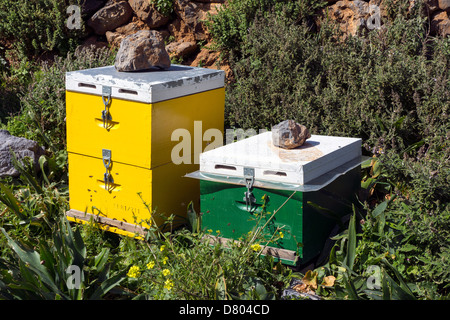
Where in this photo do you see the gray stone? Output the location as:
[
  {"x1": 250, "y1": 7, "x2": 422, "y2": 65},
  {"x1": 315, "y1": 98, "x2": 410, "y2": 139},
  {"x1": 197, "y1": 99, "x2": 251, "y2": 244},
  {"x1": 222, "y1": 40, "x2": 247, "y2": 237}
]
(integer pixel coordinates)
[
  {"x1": 87, "y1": 0, "x2": 133, "y2": 35},
  {"x1": 80, "y1": 0, "x2": 107, "y2": 17},
  {"x1": 114, "y1": 30, "x2": 171, "y2": 71},
  {"x1": 271, "y1": 120, "x2": 311, "y2": 149},
  {"x1": 0, "y1": 130, "x2": 45, "y2": 178}
]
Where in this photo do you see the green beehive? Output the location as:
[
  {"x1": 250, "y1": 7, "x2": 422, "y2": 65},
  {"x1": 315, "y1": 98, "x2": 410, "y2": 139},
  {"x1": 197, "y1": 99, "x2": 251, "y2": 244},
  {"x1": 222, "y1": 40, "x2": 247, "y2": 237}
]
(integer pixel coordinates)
[{"x1": 187, "y1": 131, "x2": 362, "y2": 266}]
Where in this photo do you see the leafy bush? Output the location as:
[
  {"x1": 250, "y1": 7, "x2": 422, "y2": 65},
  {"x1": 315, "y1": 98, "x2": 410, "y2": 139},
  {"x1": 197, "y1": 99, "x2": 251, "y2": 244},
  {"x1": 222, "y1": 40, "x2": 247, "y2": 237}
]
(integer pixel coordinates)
[
  {"x1": 208, "y1": 0, "x2": 326, "y2": 57},
  {"x1": 0, "y1": 217, "x2": 125, "y2": 300},
  {"x1": 5, "y1": 47, "x2": 116, "y2": 153},
  {"x1": 0, "y1": 0, "x2": 85, "y2": 58}
]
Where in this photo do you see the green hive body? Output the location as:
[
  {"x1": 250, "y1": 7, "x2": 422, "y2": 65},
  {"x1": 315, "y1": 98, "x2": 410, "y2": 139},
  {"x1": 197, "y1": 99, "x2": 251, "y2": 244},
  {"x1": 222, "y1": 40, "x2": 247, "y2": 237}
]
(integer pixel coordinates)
[{"x1": 200, "y1": 167, "x2": 361, "y2": 266}]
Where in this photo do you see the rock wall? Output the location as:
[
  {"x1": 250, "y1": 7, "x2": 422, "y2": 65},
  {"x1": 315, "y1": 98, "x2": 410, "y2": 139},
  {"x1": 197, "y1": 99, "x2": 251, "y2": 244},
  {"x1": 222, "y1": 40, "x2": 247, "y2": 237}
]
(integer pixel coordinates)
[
  {"x1": 78, "y1": 0, "x2": 449, "y2": 78},
  {"x1": 79, "y1": 0, "x2": 230, "y2": 76},
  {"x1": 319, "y1": 0, "x2": 450, "y2": 38}
]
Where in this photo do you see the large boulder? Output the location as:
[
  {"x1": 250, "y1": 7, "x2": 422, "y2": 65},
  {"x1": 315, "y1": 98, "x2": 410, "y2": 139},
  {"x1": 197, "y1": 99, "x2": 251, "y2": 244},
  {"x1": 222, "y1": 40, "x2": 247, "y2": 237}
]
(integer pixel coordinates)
[
  {"x1": 0, "y1": 130, "x2": 45, "y2": 178},
  {"x1": 128, "y1": 0, "x2": 171, "y2": 28},
  {"x1": 431, "y1": 10, "x2": 450, "y2": 36},
  {"x1": 438, "y1": 0, "x2": 450, "y2": 10},
  {"x1": 87, "y1": 0, "x2": 133, "y2": 35},
  {"x1": 80, "y1": 0, "x2": 107, "y2": 17},
  {"x1": 114, "y1": 30, "x2": 171, "y2": 71},
  {"x1": 105, "y1": 19, "x2": 150, "y2": 48},
  {"x1": 165, "y1": 40, "x2": 198, "y2": 58}
]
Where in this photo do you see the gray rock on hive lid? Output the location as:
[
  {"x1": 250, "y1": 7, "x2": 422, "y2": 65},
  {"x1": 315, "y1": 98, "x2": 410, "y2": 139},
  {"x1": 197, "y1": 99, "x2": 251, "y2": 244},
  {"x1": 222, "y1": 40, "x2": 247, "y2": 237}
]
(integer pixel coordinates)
[
  {"x1": 114, "y1": 30, "x2": 171, "y2": 72},
  {"x1": 272, "y1": 120, "x2": 311, "y2": 149}
]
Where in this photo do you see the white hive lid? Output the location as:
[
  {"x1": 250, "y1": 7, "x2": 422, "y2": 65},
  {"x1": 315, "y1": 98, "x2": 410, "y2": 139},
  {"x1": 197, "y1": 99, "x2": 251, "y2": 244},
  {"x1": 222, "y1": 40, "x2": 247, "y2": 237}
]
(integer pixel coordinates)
[
  {"x1": 199, "y1": 131, "x2": 362, "y2": 185},
  {"x1": 65, "y1": 64, "x2": 225, "y2": 103}
]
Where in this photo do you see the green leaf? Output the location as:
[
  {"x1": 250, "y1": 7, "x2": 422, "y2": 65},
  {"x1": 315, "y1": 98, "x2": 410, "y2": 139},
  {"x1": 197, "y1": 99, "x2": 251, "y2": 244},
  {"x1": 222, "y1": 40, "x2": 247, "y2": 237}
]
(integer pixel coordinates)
[
  {"x1": 393, "y1": 115, "x2": 406, "y2": 130},
  {"x1": 343, "y1": 273, "x2": 360, "y2": 300},
  {"x1": 402, "y1": 140, "x2": 425, "y2": 155},
  {"x1": 0, "y1": 227, "x2": 67, "y2": 299},
  {"x1": 89, "y1": 272, "x2": 126, "y2": 300},
  {"x1": 214, "y1": 265, "x2": 227, "y2": 300},
  {"x1": 187, "y1": 201, "x2": 201, "y2": 233},
  {"x1": 361, "y1": 177, "x2": 375, "y2": 189},
  {"x1": 372, "y1": 200, "x2": 388, "y2": 218},
  {"x1": 38, "y1": 241, "x2": 57, "y2": 278},
  {"x1": 375, "y1": 114, "x2": 386, "y2": 132},
  {"x1": 0, "y1": 182, "x2": 27, "y2": 220},
  {"x1": 381, "y1": 268, "x2": 391, "y2": 300},
  {"x1": 344, "y1": 212, "x2": 357, "y2": 271},
  {"x1": 382, "y1": 259, "x2": 416, "y2": 300},
  {"x1": 39, "y1": 155, "x2": 50, "y2": 185},
  {"x1": 61, "y1": 219, "x2": 86, "y2": 267},
  {"x1": 372, "y1": 159, "x2": 382, "y2": 178},
  {"x1": 361, "y1": 157, "x2": 374, "y2": 169},
  {"x1": 94, "y1": 248, "x2": 110, "y2": 271},
  {"x1": 10, "y1": 150, "x2": 43, "y2": 194}
]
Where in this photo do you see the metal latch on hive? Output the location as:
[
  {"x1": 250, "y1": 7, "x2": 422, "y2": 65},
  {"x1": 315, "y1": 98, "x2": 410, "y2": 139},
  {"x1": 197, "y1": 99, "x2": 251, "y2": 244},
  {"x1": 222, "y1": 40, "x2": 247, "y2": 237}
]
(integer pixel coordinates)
[
  {"x1": 102, "y1": 149, "x2": 113, "y2": 190},
  {"x1": 243, "y1": 167, "x2": 256, "y2": 211},
  {"x1": 101, "y1": 86, "x2": 112, "y2": 129}
]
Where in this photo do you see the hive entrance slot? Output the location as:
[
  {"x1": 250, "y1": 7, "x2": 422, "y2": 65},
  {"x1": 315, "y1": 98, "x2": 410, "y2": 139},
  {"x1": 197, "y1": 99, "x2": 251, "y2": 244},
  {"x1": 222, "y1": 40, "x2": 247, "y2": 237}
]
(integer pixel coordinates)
[
  {"x1": 119, "y1": 89, "x2": 138, "y2": 95},
  {"x1": 78, "y1": 83, "x2": 96, "y2": 89},
  {"x1": 215, "y1": 164, "x2": 237, "y2": 171},
  {"x1": 263, "y1": 170, "x2": 287, "y2": 177}
]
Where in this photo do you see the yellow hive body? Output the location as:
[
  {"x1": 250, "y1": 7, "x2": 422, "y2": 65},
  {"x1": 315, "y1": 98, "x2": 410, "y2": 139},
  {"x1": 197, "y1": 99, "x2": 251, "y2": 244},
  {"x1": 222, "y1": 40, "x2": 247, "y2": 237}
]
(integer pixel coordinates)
[{"x1": 65, "y1": 65, "x2": 225, "y2": 237}]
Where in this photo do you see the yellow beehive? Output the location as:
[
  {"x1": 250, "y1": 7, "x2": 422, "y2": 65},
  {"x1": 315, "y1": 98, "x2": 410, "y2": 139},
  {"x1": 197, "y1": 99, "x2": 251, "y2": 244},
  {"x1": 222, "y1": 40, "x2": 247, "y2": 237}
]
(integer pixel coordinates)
[{"x1": 65, "y1": 65, "x2": 225, "y2": 237}]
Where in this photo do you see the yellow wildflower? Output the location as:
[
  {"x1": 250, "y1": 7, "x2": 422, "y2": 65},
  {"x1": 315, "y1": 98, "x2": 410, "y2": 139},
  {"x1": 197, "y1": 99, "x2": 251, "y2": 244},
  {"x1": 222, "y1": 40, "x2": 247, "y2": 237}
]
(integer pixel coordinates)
[
  {"x1": 207, "y1": 229, "x2": 213, "y2": 233},
  {"x1": 127, "y1": 265, "x2": 140, "y2": 278},
  {"x1": 162, "y1": 256, "x2": 168, "y2": 265},
  {"x1": 279, "y1": 231, "x2": 284, "y2": 239},
  {"x1": 164, "y1": 279, "x2": 174, "y2": 291},
  {"x1": 162, "y1": 269, "x2": 171, "y2": 277},
  {"x1": 250, "y1": 243, "x2": 261, "y2": 252},
  {"x1": 160, "y1": 245, "x2": 166, "y2": 252},
  {"x1": 147, "y1": 261, "x2": 155, "y2": 269}
]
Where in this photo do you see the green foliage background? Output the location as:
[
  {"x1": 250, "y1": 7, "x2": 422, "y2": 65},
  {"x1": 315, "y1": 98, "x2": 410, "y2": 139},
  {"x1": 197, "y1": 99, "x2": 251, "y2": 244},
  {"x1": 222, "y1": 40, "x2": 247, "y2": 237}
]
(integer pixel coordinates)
[{"x1": 0, "y1": 0, "x2": 85, "y2": 58}]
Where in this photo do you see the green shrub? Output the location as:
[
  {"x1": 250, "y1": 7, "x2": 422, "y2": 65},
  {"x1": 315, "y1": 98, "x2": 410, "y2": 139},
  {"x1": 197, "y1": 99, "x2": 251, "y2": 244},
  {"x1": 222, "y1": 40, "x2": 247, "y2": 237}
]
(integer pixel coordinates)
[
  {"x1": 0, "y1": 217, "x2": 126, "y2": 300},
  {"x1": 207, "y1": 0, "x2": 326, "y2": 57},
  {"x1": 0, "y1": 0, "x2": 85, "y2": 58},
  {"x1": 5, "y1": 47, "x2": 116, "y2": 153}
]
